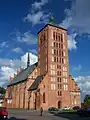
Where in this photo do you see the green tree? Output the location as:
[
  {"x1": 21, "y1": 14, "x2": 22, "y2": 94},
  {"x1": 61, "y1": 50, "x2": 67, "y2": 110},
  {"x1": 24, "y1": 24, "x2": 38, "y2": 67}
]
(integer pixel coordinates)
[
  {"x1": 0, "y1": 87, "x2": 6, "y2": 95},
  {"x1": 84, "y1": 94, "x2": 90, "y2": 105}
]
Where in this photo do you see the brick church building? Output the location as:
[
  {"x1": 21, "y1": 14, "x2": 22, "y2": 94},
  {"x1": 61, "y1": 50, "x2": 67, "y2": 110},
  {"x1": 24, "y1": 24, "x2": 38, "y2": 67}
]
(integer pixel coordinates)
[{"x1": 4, "y1": 18, "x2": 81, "y2": 110}]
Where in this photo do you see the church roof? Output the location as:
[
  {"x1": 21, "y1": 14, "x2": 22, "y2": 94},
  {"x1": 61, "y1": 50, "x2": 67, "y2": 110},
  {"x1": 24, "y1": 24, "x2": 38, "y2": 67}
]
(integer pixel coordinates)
[
  {"x1": 7, "y1": 62, "x2": 38, "y2": 86},
  {"x1": 28, "y1": 75, "x2": 44, "y2": 91}
]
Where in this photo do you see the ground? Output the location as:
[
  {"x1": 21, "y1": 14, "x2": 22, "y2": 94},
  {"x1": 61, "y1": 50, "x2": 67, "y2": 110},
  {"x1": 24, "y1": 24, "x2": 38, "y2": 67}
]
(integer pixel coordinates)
[{"x1": 8, "y1": 109, "x2": 90, "y2": 120}]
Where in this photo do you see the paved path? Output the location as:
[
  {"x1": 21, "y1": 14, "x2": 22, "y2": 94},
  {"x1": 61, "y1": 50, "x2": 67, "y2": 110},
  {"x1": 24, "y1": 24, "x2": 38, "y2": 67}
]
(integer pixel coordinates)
[{"x1": 8, "y1": 109, "x2": 90, "y2": 120}]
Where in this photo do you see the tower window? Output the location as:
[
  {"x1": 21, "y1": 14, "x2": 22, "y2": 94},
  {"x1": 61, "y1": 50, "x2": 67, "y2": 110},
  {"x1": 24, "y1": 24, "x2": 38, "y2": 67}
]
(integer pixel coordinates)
[
  {"x1": 43, "y1": 92, "x2": 45, "y2": 103},
  {"x1": 59, "y1": 51, "x2": 61, "y2": 56},
  {"x1": 59, "y1": 58, "x2": 61, "y2": 63},
  {"x1": 57, "y1": 77, "x2": 59, "y2": 82},
  {"x1": 61, "y1": 44, "x2": 63, "y2": 49},
  {"x1": 58, "y1": 91, "x2": 59, "y2": 96},
  {"x1": 58, "y1": 34, "x2": 60, "y2": 41},
  {"x1": 60, "y1": 91, "x2": 62, "y2": 96},
  {"x1": 58, "y1": 91, "x2": 62, "y2": 96},
  {"x1": 57, "y1": 71, "x2": 59, "y2": 75},
  {"x1": 56, "y1": 43, "x2": 58, "y2": 47},
  {"x1": 57, "y1": 50, "x2": 58, "y2": 55},
  {"x1": 53, "y1": 32, "x2": 55, "y2": 40},
  {"x1": 54, "y1": 57, "x2": 56, "y2": 62},
  {"x1": 60, "y1": 78, "x2": 61, "y2": 82},
  {"x1": 61, "y1": 34, "x2": 63, "y2": 42},
  {"x1": 57, "y1": 57, "x2": 58, "y2": 62},
  {"x1": 60, "y1": 84, "x2": 62, "y2": 89},
  {"x1": 59, "y1": 43, "x2": 60, "y2": 48},
  {"x1": 62, "y1": 58, "x2": 64, "y2": 64},
  {"x1": 54, "y1": 49, "x2": 56, "y2": 54},
  {"x1": 56, "y1": 33, "x2": 58, "y2": 40},
  {"x1": 52, "y1": 57, "x2": 54, "y2": 62},
  {"x1": 54, "y1": 42, "x2": 55, "y2": 47},
  {"x1": 62, "y1": 51, "x2": 63, "y2": 56}
]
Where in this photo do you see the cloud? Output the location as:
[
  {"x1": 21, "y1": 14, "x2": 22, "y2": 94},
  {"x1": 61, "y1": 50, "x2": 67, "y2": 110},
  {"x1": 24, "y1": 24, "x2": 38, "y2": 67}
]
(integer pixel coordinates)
[
  {"x1": 21, "y1": 52, "x2": 38, "y2": 67},
  {"x1": 24, "y1": 11, "x2": 50, "y2": 25},
  {"x1": 0, "y1": 41, "x2": 8, "y2": 48},
  {"x1": 72, "y1": 64, "x2": 82, "y2": 71},
  {"x1": 24, "y1": 0, "x2": 51, "y2": 25},
  {"x1": 74, "y1": 76, "x2": 90, "y2": 101},
  {"x1": 15, "y1": 30, "x2": 37, "y2": 45},
  {"x1": 67, "y1": 33, "x2": 77, "y2": 50},
  {"x1": 63, "y1": 0, "x2": 90, "y2": 34},
  {"x1": 61, "y1": 0, "x2": 90, "y2": 50},
  {"x1": 30, "y1": 49, "x2": 38, "y2": 54},
  {"x1": 0, "y1": 52, "x2": 38, "y2": 87},
  {"x1": 32, "y1": 0, "x2": 48, "y2": 10},
  {"x1": 12, "y1": 47, "x2": 23, "y2": 54}
]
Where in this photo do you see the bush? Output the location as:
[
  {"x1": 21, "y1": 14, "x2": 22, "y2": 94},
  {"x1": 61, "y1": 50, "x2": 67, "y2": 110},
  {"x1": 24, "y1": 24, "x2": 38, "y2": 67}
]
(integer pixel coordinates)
[
  {"x1": 48, "y1": 107, "x2": 59, "y2": 112},
  {"x1": 73, "y1": 106, "x2": 80, "y2": 110}
]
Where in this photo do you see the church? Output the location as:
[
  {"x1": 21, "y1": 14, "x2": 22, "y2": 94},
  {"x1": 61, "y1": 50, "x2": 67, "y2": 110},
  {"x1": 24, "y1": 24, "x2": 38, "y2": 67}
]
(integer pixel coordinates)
[{"x1": 4, "y1": 18, "x2": 81, "y2": 110}]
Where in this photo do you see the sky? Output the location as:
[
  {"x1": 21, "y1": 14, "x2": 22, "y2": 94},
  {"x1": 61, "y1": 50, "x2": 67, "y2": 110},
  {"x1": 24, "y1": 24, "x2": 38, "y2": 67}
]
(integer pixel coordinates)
[{"x1": 0, "y1": 0, "x2": 90, "y2": 101}]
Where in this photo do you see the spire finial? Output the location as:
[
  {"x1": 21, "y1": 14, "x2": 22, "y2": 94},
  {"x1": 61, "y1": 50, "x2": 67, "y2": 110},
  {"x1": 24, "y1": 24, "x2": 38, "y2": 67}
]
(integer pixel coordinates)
[
  {"x1": 49, "y1": 16, "x2": 55, "y2": 25},
  {"x1": 27, "y1": 50, "x2": 30, "y2": 68}
]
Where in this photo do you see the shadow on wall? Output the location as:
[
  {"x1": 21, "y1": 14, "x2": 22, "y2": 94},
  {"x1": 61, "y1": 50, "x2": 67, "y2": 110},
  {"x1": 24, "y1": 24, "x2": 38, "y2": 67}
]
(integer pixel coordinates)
[{"x1": 8, "y1": 117, "x2": 27, "y2": 120}]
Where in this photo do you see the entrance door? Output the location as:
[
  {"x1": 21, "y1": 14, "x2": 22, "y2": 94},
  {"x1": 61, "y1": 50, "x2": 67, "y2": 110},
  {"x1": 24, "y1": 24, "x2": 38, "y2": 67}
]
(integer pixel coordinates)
[{"x1": 58, "y1": 101, "x2": 61, "y2": 109}]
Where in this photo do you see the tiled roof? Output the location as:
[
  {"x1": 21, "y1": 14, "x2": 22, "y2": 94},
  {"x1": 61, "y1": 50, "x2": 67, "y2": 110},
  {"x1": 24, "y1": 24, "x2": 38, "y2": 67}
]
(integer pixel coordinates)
[
  {"x1": 28, "y1": 75, "x2": 44, "y2": 91},
  {"x1": 7, "y1": 62, "x2": 38, "y2": 86}
]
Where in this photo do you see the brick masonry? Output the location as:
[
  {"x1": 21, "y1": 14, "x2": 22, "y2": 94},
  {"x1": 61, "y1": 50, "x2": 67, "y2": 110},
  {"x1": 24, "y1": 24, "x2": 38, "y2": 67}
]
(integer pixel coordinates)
[{"x1": 4, "y1": 24, "x2": 81, "y2": 110}]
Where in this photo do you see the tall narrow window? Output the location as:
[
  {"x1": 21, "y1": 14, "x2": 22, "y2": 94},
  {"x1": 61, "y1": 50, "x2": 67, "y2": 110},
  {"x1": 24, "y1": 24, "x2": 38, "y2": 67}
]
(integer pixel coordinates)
[
  {"x1": 58, "y1": 91, "x2": 59, "y2": 96},
  {"x1": 56, "y1": 33, "x2": 57, "y2": 40},
  {"x1": 52, "y1": 42, "x2": 54, "y2": 47},
  {"x1": 54, "y1": 57, "x2": 56, "y2": 62},
  {"x1": 59, "y1": 43, "x2": 60, "y2": 48},
  {"x1": 43, "y1": 92, "x2": 45, "y2": 103},
  {"x1": 52, "y1": 57, "x2": 54, "y2": 62},
  {"x1": 53, "y1": 32, "x2": 55, "y2": 40},
  {"x1": 54, "y1": 42, "x2": 55, "y2": 47},
  {"x1": 52, "y1": 49, "x2": 54, "y2": 54},
  {"x1": 61, "y1": 34, "x2": 63, "y2": 42},
  {"x1": 59, "y1": 51, "x2": 61, "y2": 56},
  {"x1": 62, "y1": 51, "x2": 63, "y2": 56},
  {"x1": 58, "y1": 34, "x2": 60, "y2": 41},
  {"x1": 58, "y1": 84, "x2": 59, "y2": 89},
  {"x1": 60, "y1": 91, "x2": 62, "y2": 96},
  {"x1": 54, "y1": 49, "x2": 56, "y2": 54},
  {"x1": 61, "y1": 44, "x2": 63, "y2": 49},
  {"x1": 56, "y1": 43, "x2": 58, "y2": 47},
  {"x1": 57, "y1": 57, "x2": 58, "y2": 62},
  {"x1": 62, "y1": 58, "x2": 64, "y2": 64},
  {"x1": 57, "y1": 50, "x2": 58, "y2": 55}
]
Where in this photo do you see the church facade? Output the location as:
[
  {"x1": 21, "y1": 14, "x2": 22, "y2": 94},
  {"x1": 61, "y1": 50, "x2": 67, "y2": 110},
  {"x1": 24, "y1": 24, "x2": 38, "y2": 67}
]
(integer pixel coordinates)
[{"x1": 4, "y1": 21, "x2": 81, "y2": 110}]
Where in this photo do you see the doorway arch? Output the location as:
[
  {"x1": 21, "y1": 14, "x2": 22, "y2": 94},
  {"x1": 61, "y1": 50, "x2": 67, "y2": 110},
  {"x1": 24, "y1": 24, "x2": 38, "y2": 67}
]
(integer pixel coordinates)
[{"x1": 58, "y1": 101, "x2": 61, "y2": 109}]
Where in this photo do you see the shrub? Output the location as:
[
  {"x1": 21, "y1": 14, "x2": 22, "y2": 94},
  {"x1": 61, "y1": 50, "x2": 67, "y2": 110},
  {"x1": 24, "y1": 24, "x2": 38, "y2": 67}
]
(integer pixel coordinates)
[
  {"x1": 73, "y1": 106, "x2": 80, "y2": 110},
  {"x1": 48, "y1": 107, "x2": 59, "y2": 112}
]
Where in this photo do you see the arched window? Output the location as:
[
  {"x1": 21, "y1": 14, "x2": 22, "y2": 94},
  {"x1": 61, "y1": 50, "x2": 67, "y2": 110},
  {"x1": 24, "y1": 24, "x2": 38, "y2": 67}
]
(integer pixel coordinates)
[{"x1": 43, "y1": 92, "x2": 45, "y2": 103}]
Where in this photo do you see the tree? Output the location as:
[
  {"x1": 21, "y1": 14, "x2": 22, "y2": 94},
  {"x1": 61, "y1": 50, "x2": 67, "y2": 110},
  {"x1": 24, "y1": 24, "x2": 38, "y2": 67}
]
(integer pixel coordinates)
[
  {"x1": 84, "y1": 94, "x2": 90, "y2": 105},
  {"x1": 0, "y1": 87, "x2": 6, "y2": 95}
]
